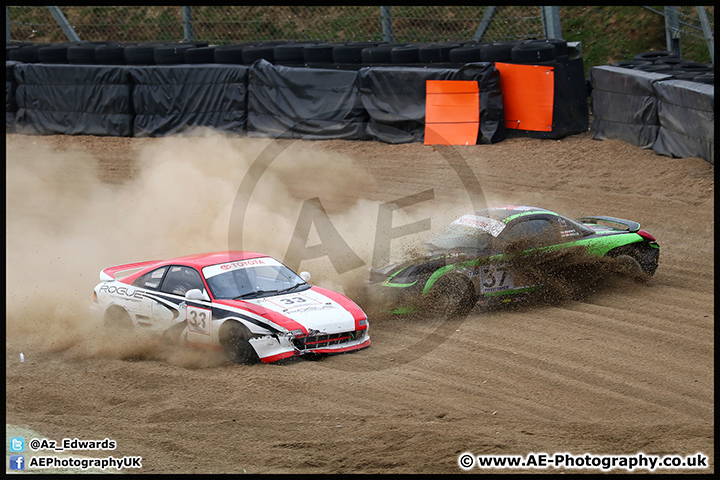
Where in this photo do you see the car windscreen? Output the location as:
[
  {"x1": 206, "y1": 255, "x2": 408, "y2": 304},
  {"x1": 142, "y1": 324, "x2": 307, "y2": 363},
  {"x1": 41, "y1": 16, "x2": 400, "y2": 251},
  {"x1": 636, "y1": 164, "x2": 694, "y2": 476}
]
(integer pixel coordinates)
[
  {"x1": 203, "y1": 259, "x2": 309, "y2": 300},
  {"x1": 423, "y1": 223, "x2": 495, "y2": 252}
]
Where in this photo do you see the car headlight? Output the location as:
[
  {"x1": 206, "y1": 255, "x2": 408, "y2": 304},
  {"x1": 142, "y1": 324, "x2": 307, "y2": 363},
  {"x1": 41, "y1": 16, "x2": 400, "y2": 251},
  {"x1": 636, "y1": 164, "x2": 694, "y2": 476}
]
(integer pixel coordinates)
[
  {"x1": 289, "y1": 329, "x2": 304, "y2": 337},
  {"x1": 358, "y1": 319, "x2": 368, "y2": 327}
]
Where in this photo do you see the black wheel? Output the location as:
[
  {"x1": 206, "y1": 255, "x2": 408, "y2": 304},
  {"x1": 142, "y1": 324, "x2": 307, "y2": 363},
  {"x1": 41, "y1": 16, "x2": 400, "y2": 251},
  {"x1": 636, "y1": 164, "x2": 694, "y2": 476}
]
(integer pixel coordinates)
[
  {"x1": 38, "y1": 43, "x2": 76, "y2": 63},
  {"x1": 214, "y1": 43, "x2": 255, "y2": 64},
  {"x1": 669, "y1": 70, "x2": 701, "y2": 81},
  {"x1": 672, "y1": 62, "x2": 713, "y2": 73},
  {"x1": 67, "y1": 43, "x2": 103, "y2": 64},
  {"x1": 653, "y1": 57, "x2": 686, "y2": 67},
  {"x1": 219, "y1": 322, "x2": 259, "y2": 365},
  {"x1": 154, "y1": 44, "x2": 195, "y2": 64},
  {"x1": 390, "y1": 45, "x2": 422, "y2": 63},
  {"x1": 124, "y1": 43, "x2": 163, "y2": 64},
  {"x1": 104, "y1": 307, "x2": 134, "y2": 333},
  {"x1": 612, "y1": 255, "x2": 650, "y2": 283},
  {"x1": 633, "y1": 64, "x2": 674, "y2": 74},
  {"x1": 511, "y1": 42, "x2": 556, "y2": 63},
  {"x1": 185, "y1": 46, "x2": 217, "y2": 64},
  {"x1": 633, "y1": 51, "x2": 676, "y2": 63},
  {"x1": 611, "y1": 60, "x2": 652, "y2": 69},
  {"x1": 332, "y1": 44, "x2": 369, "y2": 64},
  {"x1": 544, "y1": 38, "x2": 568, "y2": 56},
  {"x1": 693, "y1": 73, "x2": 714, "y2": 84},
  {"x1": 242, "y1": 45, "x2": 276, "y2": 64},
  {"x1": 361, "y1": 44, "x2": 399, "y2": 64},
  {"x1": 422, "y1": 274, "x2": 476, "y2": 318},
  {"x1": 160, "y1": 321, "x2": 188, "y2": 347},
  {"x1": 448, "y1": 45, "x2": 483, "y2": 63},
  {"x1": 418, "y1": 43, "x2": 461, "y2": 63},
  {"x1": 274, "y1": 43, "x2": 312, "y2": 64},
  {"x1": 303, "y1": 43, "x2": 337, "y2": 63},
  {"x1": 606, "y1": 245, "x2": 657, "y2": 282},
  {"x1": 9, "y1": 44, "x2": 49, "y2": 63},
  {"x1": 480, "y1": 41, "x2": 522, "y2": 62},
  {"x1": 94, "y1": 44, "x2": 126, "y2": 65}
]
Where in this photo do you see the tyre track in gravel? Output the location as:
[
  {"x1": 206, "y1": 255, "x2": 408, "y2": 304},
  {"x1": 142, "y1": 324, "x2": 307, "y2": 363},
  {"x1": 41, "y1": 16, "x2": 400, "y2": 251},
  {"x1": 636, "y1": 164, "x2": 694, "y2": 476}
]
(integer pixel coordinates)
[{"x1": 5, "y1": 131, "x2": 713, "y2": 473}]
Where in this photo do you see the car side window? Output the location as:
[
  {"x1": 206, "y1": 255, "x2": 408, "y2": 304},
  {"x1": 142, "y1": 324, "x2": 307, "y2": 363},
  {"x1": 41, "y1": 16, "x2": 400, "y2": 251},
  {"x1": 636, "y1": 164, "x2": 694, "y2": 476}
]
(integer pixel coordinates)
[
  {"x1": 504, "y1": 219, "x2": 558, "y2": 248},
  {"x1": 160, "y1": 266, "x2": 205, "y2": 296},
  {"x1": 132, "y1": 266, "x2": 168, "y2": 290}
]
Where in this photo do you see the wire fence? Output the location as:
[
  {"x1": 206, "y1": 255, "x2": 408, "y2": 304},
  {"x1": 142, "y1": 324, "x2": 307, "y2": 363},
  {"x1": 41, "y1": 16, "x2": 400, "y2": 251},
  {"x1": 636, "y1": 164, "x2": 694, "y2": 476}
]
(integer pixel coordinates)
[
  {"x1": 6, "y1": 5, "x2": 714, "y2": 65},
  {"x1": 6, "y1": 6, "x2": 546, "y2": 45},
  {"x1": 654, "y1": 5, "x2": 714, "y2": 62}
]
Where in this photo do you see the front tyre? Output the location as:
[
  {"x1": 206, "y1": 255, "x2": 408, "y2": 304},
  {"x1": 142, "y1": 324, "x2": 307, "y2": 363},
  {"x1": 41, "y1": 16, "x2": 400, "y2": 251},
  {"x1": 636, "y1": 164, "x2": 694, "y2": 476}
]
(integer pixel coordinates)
[
  {"x1": 219, "y1": 322, "x2": 259, "y2": 365},
  {"x1": 422, "y1": 274, "x2": 477, "y2": 318}
]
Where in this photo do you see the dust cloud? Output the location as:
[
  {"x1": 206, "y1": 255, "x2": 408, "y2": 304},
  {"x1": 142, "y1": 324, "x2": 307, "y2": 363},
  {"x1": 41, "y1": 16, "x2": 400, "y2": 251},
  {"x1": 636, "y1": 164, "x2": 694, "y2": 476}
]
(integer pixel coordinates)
[{"x1": 5, "y1": 130, "x2": 471, "y2": 363}]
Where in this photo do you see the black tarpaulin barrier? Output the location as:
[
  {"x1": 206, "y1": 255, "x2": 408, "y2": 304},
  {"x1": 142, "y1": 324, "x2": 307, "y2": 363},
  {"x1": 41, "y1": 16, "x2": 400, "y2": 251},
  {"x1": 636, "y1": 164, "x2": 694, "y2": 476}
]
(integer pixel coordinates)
[
  {"x1": 130, "y1": 64, "x2": 249, "y2": 137},
  {"x1": 6, "y1": 61, "x2": 19, "y2": 132},
  {"x1": 247, "y1": 59, "x2": 368, "y2": 140},
  {"x1": 652, "y1": 79, "x2": 714, "y2": 164},
  {"x1": 356, "y1": 62, "x2": 506, "y2": 144},
  {"x1": 13, "y1": 63, "x2": 134, "y2": 136},
  {"x1": 589, "y1": 66, "x2": 672, "y2": 149}
]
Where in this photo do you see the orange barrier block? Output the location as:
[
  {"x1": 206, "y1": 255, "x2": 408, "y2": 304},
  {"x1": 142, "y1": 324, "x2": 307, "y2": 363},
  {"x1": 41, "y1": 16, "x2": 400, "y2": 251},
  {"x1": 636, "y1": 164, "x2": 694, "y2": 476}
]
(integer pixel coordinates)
[
  {"x1": 424, "y1": 80, "x2": 480, "y2": 145},
  {"x1": 494, "y1": 62, "x2": 555, "y2": 132}
]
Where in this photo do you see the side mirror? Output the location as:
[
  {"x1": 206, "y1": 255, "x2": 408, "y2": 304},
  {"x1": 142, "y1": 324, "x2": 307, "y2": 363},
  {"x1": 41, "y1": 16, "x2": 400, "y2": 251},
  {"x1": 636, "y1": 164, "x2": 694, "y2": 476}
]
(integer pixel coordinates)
[
  {"x1": 299, "y1": 271, "x2": 311, "y2": 283},
  {"x1": 185, "y1": 289, "x2": 210, "y2": 301}
]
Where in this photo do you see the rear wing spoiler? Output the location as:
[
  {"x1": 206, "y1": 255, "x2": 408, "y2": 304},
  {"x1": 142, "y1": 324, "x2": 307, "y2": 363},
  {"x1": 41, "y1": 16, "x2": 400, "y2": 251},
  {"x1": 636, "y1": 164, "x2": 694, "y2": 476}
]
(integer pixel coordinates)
[
  {"x1": 99, "y1": 260, "x2": 161, "y2": 281},
  {"x1": 576, "y1": 216, "x2": 640, "y2": 233}
]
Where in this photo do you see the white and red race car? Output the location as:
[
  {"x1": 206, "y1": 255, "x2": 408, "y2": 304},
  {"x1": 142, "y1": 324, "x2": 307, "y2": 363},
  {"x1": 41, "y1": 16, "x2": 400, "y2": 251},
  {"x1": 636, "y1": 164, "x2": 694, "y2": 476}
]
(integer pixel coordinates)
[{"x1": 90, "y1": 251, "x2": 370, "y2": 364}]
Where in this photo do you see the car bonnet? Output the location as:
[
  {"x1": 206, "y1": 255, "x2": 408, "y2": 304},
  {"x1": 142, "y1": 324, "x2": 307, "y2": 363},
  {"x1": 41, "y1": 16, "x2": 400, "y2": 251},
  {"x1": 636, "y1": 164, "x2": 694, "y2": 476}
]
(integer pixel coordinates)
[{"x1": 240, "y1": 287, "x2": 360, "y2": 335}]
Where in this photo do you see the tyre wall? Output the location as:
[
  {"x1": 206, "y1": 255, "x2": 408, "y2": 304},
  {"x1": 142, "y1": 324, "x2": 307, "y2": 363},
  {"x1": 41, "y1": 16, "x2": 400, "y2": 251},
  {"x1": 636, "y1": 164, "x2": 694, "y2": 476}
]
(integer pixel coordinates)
[
  {"x1": 652, "y1": 80, "x2": 714, "y2": 164},
  {"x1": 130, "y1": 64, "x2": 249, "y2": 137},
  {"x1": 589, "y1": 66, "x2": 669, "y2": 149},
  {"x1": 12, "y1": 63, "x2": 134, "y2": 136},
  {"x1": 6, "y1": 61, "x2": 19, "y2": 132},
  {"x1": 6, "y1": 40, "x2": 588, "y2": 145},
  {"x1": 589, "y1": 65, "x2": 714, "y2": 163},
  {"x1": 247, "y1": 59, "x2": 367, "y2": 140}
]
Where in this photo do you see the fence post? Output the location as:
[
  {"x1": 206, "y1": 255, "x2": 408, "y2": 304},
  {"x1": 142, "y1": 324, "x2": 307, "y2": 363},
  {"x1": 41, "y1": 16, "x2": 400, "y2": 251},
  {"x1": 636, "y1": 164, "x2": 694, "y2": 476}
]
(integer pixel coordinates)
[
  {"x1": 182, "y1": 6, "x2": 194, "y2": 43},
  {"x1": 472, "y1": 6, "x2": 497, "y2": 42},
  {"x1": 696, "y1": 6, "x2": 714, "y2": 64},
  {"x1": 664, "y1": 6, "x2": 681, "y2": 57},
  {"x1": 381, "y1": 6, "x2": 393, "y2": 43},
  {"x1": 541, "y1": 6, "x2": 562, "y2": 39},
  {"x1": 6, "y1": 6, "x2": 11, "y2": 42},
  {"x1": 47, "y1": 6, "x2": 81, "y2": 42}
]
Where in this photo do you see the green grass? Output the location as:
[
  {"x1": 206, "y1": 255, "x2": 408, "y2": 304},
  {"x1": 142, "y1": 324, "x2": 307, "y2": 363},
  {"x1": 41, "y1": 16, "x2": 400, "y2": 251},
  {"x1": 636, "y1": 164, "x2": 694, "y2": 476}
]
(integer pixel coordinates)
[{"x1": 560, "y1": 6, "x2": 713, "y2": 77}]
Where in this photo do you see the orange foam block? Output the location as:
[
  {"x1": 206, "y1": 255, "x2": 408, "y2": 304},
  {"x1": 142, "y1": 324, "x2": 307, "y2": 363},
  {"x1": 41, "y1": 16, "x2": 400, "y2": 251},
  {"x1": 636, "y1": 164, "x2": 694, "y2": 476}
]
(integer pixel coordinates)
[
  {"x1": 495, "y1": 62, "x2": 555, "y2": 132},
  {"x1": 424, "y1": 80, "x2": 480, "y2": 145}
]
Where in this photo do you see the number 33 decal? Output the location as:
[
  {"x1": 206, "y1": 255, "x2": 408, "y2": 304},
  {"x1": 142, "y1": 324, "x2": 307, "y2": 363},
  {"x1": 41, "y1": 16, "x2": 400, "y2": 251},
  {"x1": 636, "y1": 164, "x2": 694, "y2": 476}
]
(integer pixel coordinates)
[
  {"x1": 279, "y1": 296, "x2": 307, "y2": 305},
  {"x1": 187, "y1": 305, "x2": 211, "y2": 335}
]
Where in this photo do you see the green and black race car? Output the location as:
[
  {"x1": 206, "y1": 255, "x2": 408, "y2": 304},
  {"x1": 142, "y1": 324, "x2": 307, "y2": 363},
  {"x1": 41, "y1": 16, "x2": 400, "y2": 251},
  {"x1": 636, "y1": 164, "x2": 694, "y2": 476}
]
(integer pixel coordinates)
[{"x1": 368, "y1": 205, "x2": 659, "y2": 317}]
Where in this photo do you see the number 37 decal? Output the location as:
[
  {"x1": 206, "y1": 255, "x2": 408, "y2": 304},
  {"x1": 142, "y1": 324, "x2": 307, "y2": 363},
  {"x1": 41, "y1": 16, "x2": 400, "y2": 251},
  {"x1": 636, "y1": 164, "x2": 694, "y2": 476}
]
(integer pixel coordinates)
[{"x1": 480, "y1": 264, "x2": 515, "y2": 293}]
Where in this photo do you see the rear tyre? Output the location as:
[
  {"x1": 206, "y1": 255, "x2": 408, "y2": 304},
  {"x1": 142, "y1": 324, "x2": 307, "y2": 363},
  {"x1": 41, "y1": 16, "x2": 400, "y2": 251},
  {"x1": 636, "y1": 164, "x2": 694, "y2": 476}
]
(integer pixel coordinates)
[
  {"x1": 606, "y1": 246, "x2": 655, "y2": 282},
  {"x1": 613, "y1": 255, "x2": 650, "y2": 283},
  {"x1": 104, "y1": 307, "x2": 134, "y2": 332},
  {"x1": 219, "y1": 322, "x2": 259, "y2": 364}
]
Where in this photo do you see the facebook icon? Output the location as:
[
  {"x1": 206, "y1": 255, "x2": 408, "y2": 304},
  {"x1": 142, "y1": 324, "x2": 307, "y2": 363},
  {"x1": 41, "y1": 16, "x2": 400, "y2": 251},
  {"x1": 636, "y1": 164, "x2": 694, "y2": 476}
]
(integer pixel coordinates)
[{"x1": 9, "y1": 455, "x2": 25, "y2": 470}]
